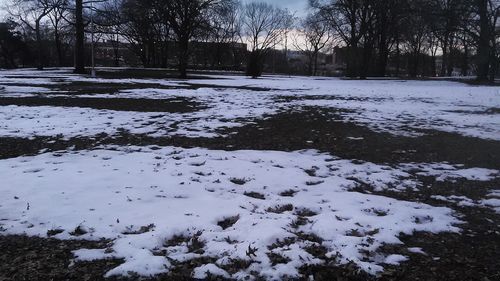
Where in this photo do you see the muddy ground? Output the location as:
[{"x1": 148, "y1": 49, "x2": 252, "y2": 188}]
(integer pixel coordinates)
[
  {"x1": 0, "y1": 96, "x2": 201, "y2": 113},
  {"x1": 1, "y1": 108, "x2": 498, "y2": 169},
  {"x1": 0, "y1": 74, "x2": 499, "y2": 280}
]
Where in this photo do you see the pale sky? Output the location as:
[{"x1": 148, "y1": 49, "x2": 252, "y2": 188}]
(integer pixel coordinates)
[
  {"x1": 0, "y1": 0, "x2": 310, "y2": 20},
  {"x1": 246, "y1": 0, "x2": 309, "y2": 14}
]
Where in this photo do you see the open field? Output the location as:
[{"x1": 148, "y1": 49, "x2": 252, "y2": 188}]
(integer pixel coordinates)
[{"x1": 0, "y1": 68, "x2": 499, "y2": 280}]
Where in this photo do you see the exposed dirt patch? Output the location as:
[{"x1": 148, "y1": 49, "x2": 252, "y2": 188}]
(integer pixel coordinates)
[
  {"x1": 0, "y1": 81, "x2": 187, "y2": 95},
  {"x1": 446, "y1": 107, "x2": 500, "y2": 115},
  {"x1": 376, "y1": 207, "x2": 500, "y2": 281},
  {"x1": 1, "y1": 77, "x2": 277, "y2": 94},
  {"x1": 217, "y1": 108, "x2": 500, "y2": 170},
  {"x1": 1, "y1": 108, "x2": 499, "y2": 170},
  {"x1": 0, "y1": 107, "x2": 499, "y2": 280},
  {"x1": 217, "y1": 215, "x2": 240, "y2": 230},
  {"x1": 243, "y1": 191, "x2": 265, "y2": 200},
  {"x1": 267, "y1": 204, "x2": 294, "y2": 214},
  {"x1": 0, "y1": 235, "x2": 123, "y2": 281},
  {"x1": 0, "y1": 96, "x2": 201, "y2": 112},
  {"x1": 94, "y1": 68, "x2": 231, "y2": 80}
]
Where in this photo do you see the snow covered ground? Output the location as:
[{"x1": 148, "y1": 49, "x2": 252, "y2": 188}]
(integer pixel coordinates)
[
  {"x1": 0, "y1": 69, "x2": 499, "y2": 140},
  {"x1": 0, "y1": 146, "x2": 464, "y2": 278},
  {"x1": 0, "y1": 68, "x2": 499, "y2": 279}
]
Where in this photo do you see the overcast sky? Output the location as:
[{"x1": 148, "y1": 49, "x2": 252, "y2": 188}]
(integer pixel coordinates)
[
  {"x1": 249, "y1": 0, "x2": 309, "y2": 13},
  {"x1": 0, "y1": 0, "x2": 310, "y2": 20}
]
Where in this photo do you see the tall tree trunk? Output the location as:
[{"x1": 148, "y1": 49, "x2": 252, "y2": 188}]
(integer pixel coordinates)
[
  {"x1": 113, "y1": 41, "x2": 120, "y2": 67},
  {"x1": 54, "y1": 28, "x2": 63, "y2": 66},
  {"x1": 246, "y1": 50, "x2": 263, "y2": 78},
  {"x1": 461, "y1": 42, "x2": 468, "y2": 76},
  {"x1": 375, "y1": 3, "x2": 388, "y2": 77},
  {"x1": 476, "y1": 0, "x2": 490, "y2": 81},
  {"x1": 35, "y1": 20, "x2": 43, "y2": 70},
  {"x1": 178, "y1": 37, "x2": 189, "y2": 78},
  {"x1": 395, "y1": 32, "x2": 401, "y2": 77},
  {"x1": 447, "y1": 36, "x2": 454, "y2": 76},
  {"x1": 488, "y1": 51, "x2": 498, "y2": 81},
  {"x1": 440, "y1": 35, "x2": 448, "y2": 76},
  {"x1": 360, "y1": 42, "x2": 373, "y2": 79},
  {"x1": 74, "y1": 0, "x2": 85, "y2": 74},
  {"x1": 313, "y1": 51, "x2": 319, "y2": 76},
  {"x1": 431, "y1": 55, "x2": 437, "y2": 77},
  {"x1": 446, "y1": 36, "x2": 453, "y2": 76}
]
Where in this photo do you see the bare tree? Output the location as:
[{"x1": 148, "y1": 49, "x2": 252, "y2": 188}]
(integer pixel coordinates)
[
  {"x1": 11, "y1": 0, "x2": 58, "y2": 70},
  {"x1": 164, "y1": 0, "x2": 218, "y2": 78},
  {"x1": 48, "y1": 0, "x2": 68, "y2": 66},
  {"x1": 401, "y1": 1, "x2": 430, "y2": 77},
  {"x1": 207, "y1": 0, "x2": 241, "y2": 67},
  {"x1": 475, "y1": 0, "x2": 500, "y2": 81},
  {"x1": 314, "y1": 0, "x2": 376, "y2": 78},
  {"x1": 294, "y1": 12, "x2": 332, "y2": 76},
  {"x1": 242, "y1": 2, "x2": 289, "y2": 78},
  {"x1": 72, "y1": 0, "x2": 85, "y2": 73}
]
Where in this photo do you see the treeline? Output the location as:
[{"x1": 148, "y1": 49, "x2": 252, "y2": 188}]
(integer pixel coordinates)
[
  {"x1": 310, "y1": 0, "x2": 500, "y2": 81},
  {"x1": 0, "y1": 0, "x2": 499, "y2": 81}
]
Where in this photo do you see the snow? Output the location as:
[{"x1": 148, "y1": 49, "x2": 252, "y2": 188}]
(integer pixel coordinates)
[
  {"x1": 0, "y1": 146, "x2": 461, "y2": 278},
  {"x1": 193, "y1": 264, "x2": 231, "y2": 279},
  {"x1": 384, "y1": 254, "x2": 408, "y2": 265},
  {"x1": 407, "y1": 247, "x2": 426, "y2": 255},
  {"x1": 431, "y1": 192, "x2": 500, "y2": 213},
  {"x1": 481, "y1": 191, "x2": 500, "y2": 213},
  {"x1": 0, "y1": 68, "x2": 499, "y2": 279},
  {"x1": 0, "y1": 87, "x2": 279, "y2": 139},
  {"x1": 399, "y1": 163, "x2": 498, "y2": 182},
  {"x1": 431, "y1": 195, "x2": 479, "y2": 207},
  {"x1": 0, "y1": 68, "x2": 499, "y2": 140}
]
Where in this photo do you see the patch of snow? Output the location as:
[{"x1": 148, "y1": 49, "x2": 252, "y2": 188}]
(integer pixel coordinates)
[
  {"x1": 384, "y1": 254, "x2": 408, "y2": 265},
  {"x1": 399, "y1": 163, "x2": 498, "y2": 182},
  {"x1": 0, "y1": 147, "x2": 461, "y2": 279},
  {"x1": 1, "y1": 69, "x2": 499, "y2": 140},
  {"x1": 481, "y1": 191, "x2": 500, "y2": 213},
  {"x1": 407, "y1": 247, "x2": 426, "y2": 255},
  {"x1": 193, "y1": 264, "x2": 230, "y2": 279},
  {"x1": 431, "y1": 195, "x2": 479, "y2": 207}
]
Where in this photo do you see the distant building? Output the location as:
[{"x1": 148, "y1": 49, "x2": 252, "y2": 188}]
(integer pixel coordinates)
[{"x1": 93, "y1": 39, "x2": 247, "y2": 70}]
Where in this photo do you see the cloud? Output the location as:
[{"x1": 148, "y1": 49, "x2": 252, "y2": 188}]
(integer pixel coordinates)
[{"x1": 242, "y1": 0, "x2": 310, "y2": 14}]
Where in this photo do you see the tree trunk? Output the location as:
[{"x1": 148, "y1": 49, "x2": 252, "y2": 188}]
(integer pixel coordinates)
[
  {"x1": 307, "y1": 53, "x2": 313, "y2": 76},
  {"x1": 476, "y1": 0, "x2": 490, "y2": 81},
  {"x1": 395, "y1": 34, "x2": 401, "y2": 76},
  {"x1": 447, "y1": 37, "x2": 454, "y2": 76},
  {"x1": 74, "y1": 0, "x2": 85, "y2": 74},
  {"x1": 246, "y1": 50, "x2": 263, "y2": 78},
  {"x1": 461, "y1": 42, "x2": 468, "y2": 76},
  {"x1": 54, "y1": 28, "x2": 63, "y2": 66},
  {"x1": 488, "y1": 51, "x2": 498, "y2": 81},
  {"x1": 346, "y1": 44, "x2": 358, "y2": 77},
  {"x1": 35, "y1": 20, "x2": 43, "y2": 70},
  {"x1": 431, "y1": 55, "x2": 437, "y2": 77},
  {"x1": 375, "y1": 3, "x2": 388, "y2": 77},
  {"x1": 178, "y1": 37, "x2": 189, "y2": 79},
  {"x1": 360, "y1": 42, "x2": 373, "y2": 79},
  {"x1": 113, "y1": 42, "x2": 120, "y2": 67},
  {"x1": 313, "y1": 51, "x2": 319, "y2": 76},
  {"x1": 440, "y1": 35, "x2": 448, "y2": 77}
]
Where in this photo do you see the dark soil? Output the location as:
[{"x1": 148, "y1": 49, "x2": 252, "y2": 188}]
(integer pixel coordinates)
[
  {"x1": 2, "y1": 108, "x2": 497, "y2": 169},
  {"x1": 0, "y1": 81, "x2": 188, "y2": 95},
  {"x1": 0, "y1": 106, "x2": 499, "y2": 280},
  {"x1": 0, "y1": 96, "x2": 201, "y2": 112},
  {"x1": 0, "y1": 235, "x2": 122, "y2": 281},
  {"x1": 1, "y1": 78, "x2": 275, "y2": 95},
  {"x1": 94, "y1": 68, "x2": 239, "y2": 80},
  {"x1": 376, "y1": 207, "x2": 500, "y2": 281}
]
